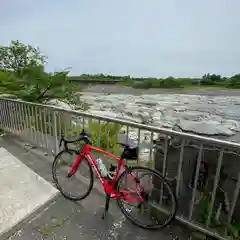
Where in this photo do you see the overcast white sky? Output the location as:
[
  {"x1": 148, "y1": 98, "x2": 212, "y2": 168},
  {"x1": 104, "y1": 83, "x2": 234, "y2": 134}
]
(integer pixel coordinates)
[{"x1": 0, "y1": 0, "x2": 239, "y2": 78}]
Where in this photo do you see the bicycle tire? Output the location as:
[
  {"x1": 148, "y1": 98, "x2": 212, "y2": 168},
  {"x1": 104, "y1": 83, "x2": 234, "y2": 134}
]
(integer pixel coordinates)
[
  {"x1": 52, "y1": 149, "x2": 94, "y2": 201},
  {"x1": 115, "y1": 166, "x2": 177, "y2": 229}
]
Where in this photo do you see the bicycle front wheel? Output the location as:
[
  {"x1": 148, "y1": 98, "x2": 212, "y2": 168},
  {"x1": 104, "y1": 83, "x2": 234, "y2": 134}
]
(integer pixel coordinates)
[
  {"x1": 52, "y1": 149, "x2": 94, "y2": 201},
  {"x1": 115, "y1": 166, "x2": 177, "y2": 229}
]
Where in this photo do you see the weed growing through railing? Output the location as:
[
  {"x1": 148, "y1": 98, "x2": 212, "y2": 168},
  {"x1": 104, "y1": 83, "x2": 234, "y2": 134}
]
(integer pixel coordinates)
[
  {"x1": 87, "y1": 120, "x2": 122, "y2": 152},
  {"x1": 195, "y1": 192, "x2": 212, "y2": 225},
  {"x1": 225, "y1": 222, "x2": 240, "y2": 239},
  {"x1": 24, "y1": 108, "x2": 148, "y2": 167},
  {"x1": 26, "y1": 108, "x2": 73, "y2": 138},
  {"x1": 202, "y1": 220, "x2": 240, "y2": 239},
  {"x1": 64, "y1": 120, "x2": 122, "y2": 153},
  {"x1": 26, "y1": 107, "x2": 122, "y2": 154},
  {"x1": 194, "y1": 181, "x2": 237, "y2": 238},
  {"x1": 27, "y1": 108, "x2": 57, "y2": 135}
]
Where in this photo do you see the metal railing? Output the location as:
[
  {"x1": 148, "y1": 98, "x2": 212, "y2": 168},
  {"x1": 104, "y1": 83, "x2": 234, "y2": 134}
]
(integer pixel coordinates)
[{"x1": 1, "y1": 97, "x2": 240, "y2": 240}]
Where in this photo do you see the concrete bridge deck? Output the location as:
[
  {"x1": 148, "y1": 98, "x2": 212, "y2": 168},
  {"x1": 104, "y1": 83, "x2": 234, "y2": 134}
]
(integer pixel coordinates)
[{"x1": 0, "y1": 134, "x2": 190, "y2": 240}]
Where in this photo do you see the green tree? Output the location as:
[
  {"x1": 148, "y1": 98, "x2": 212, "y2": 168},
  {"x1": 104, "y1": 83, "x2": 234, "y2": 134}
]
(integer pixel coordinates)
[
  {"x1": 201, "y1": 74, "x2": 222, "y2": 85},
  {"x1": 227, "y1": 74, "x2": 240, "y2": 88},
  {"x1": 0, "y1": 40, "x2": 46, "y2": 76},
  {"x1": 18, "y1": 67, "x2": 75, "y2": 102},
  {"x1": 0, "y1": 71, "x2": 22, "y2": 93},
  {"x1": 159, "y1": 77, "x2": 182, "y2": 88},
  {"x1": 0, "y1": 40, "x2": 76, "y2": 102}
]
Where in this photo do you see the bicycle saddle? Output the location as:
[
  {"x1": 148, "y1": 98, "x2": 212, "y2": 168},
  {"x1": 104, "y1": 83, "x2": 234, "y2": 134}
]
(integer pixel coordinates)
[
  {"x1": 117, "y1": 141, "x2": 138, "y2": 149},
  {"x1": 117, "y1": 142, "x2": 139, "y2": 160}
]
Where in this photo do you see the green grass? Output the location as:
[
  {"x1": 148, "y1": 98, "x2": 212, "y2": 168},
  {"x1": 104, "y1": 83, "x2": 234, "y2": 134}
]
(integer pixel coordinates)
[
  {"x1": 85, "y1": 120, "x2": 122, "y2": 152},
  {"x1": 116, "y1": 79, "x2": 240, "y2": 92},
  {"x1": 117, "y1": 82, "x2": 240, "y2": 92},
  {"x1": 181, "y1": 85, "x2": 240, "y2": 92}
]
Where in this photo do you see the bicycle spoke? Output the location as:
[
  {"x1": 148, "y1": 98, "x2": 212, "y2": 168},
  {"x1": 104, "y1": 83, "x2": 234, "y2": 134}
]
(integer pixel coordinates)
[
  {"x1": 52, "y1": 149, "x2": 94, "y2": 201},
  {"x1": 116, "y1": 166, "x2": 176, "y2": 229}
]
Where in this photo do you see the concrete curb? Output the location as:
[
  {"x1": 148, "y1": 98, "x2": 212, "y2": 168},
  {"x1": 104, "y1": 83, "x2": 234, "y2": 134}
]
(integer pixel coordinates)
[
  {"x1": 0, "y1": 134, "x2": 106, "y2": 198},
  {"x1": 0, "y1": 192, "x2": 59, "y2": 240}
]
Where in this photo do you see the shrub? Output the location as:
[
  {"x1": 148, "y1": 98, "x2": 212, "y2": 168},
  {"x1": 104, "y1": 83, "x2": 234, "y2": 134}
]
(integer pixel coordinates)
[
  {"x1": 158, "y1": 77, "x2": 183, "y2": 88},
  {"x1": 130, "y1": 77, "x2": 184, "y2": 89},
  {"x1": 86, "y1": 120, "x2": 122, "y2": 152},
  {"x1": 132, "y1": 80, "x2": 153, "y2": 89},
  {"x1": 227, "y1": 74, "x2": 240, "y2": 88}
]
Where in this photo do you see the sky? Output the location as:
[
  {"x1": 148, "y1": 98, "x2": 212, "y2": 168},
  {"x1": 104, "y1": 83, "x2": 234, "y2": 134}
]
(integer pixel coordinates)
[{"x1": 0, "y1": 0, "x2": 239, "y2": 78}]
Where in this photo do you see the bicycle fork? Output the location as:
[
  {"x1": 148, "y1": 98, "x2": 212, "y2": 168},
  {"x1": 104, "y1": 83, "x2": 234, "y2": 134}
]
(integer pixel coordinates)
[{"x1": 67, "y1": 153, "x2": 84, "y2": 177}]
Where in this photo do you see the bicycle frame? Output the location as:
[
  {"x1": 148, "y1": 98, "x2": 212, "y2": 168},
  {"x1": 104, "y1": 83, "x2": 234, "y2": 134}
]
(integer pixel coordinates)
[{"x1": 68, "y1": 144, "x2": 144, "y2": 203}]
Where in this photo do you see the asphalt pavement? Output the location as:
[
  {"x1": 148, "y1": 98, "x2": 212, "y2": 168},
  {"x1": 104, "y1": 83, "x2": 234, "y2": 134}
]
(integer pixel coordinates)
[{"x1": 0, "y1": 134, "x2": 190, "y2": 240}]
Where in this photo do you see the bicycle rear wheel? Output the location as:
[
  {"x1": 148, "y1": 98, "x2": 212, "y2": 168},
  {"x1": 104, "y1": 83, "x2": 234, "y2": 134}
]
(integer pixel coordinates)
[
  {"x1": 115, "y1": 166, "x2": 177, "y2": 229},
  {"x1": 52, "y1": 149, "x2": 94, "y2": 201}
]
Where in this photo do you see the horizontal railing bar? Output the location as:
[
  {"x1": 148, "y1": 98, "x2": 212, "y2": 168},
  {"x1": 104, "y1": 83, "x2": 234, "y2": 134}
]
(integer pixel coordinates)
[
  {"x1": 175, "y1": 214, "x2": 227, "y2": 240},
  {"x1": 1, "y1": 97, "x2": 240, "y2": 149}
]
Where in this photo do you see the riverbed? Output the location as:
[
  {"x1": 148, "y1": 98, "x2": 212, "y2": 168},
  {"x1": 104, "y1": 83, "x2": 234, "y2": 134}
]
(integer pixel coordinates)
[{"x1": 77, "y1": 85, "x2": 240, "y2": 143}]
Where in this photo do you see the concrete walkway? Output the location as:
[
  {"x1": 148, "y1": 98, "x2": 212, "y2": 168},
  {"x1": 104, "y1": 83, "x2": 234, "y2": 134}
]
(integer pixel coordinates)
[
  {"x1": 0, "y1": 134, "x2": 191, "y2": 240},
  {"x1": 0, "y1": 147, "x2": 58, "y2": 239}
]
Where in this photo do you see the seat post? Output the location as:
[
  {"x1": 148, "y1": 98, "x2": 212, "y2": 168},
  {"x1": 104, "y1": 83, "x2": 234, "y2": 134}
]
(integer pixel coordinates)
[{"x1": 120, "y1": 147, "x2": 128, "y2": 159}]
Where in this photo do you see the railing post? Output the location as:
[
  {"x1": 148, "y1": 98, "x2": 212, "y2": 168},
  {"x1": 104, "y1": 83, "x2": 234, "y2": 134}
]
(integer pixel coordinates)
[
  {"x1": 206, "y1": 148, "x2": 224, "y2": 227},
  {"x1": 53, "y1": 111, "x2": 59, "y2": 155}
]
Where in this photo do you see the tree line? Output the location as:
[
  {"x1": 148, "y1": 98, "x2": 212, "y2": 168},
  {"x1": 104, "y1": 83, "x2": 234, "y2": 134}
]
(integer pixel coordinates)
[{"x1": 70, "y1": 73, "x2": 240, "y2": 89}]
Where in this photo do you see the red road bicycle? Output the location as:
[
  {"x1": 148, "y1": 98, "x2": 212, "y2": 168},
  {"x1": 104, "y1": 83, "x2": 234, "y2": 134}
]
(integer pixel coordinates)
[{"x1": 52, "y1": 129, "x2": 177, "y2": 229}]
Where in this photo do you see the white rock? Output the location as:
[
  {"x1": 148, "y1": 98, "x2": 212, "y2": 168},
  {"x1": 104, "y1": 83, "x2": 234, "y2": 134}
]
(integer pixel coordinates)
[
  {"x1": 88, "y1": 110, "x2": 118, "y2": 119},
  {"x1": 152, "y1": 111, "x2": 163, "y2": 122},
  {"x1": 78, "y1": 91, "x2": 240, "y2": 142},
  {"x1": 47, "y1": 99, "x2": 74, "y2": 110},
  {"x1": 178, "y1": 120, "x2": 234, "y2": 136},
  {"x1": 221, "y1": 120, "x2": 240, "y2": 132}
]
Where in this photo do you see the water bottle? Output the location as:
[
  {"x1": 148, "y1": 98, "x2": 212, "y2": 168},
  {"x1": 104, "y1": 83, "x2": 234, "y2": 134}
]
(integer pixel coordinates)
[{"x1": 96, "y1": 157, "x2": 108, "y2": 177}]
